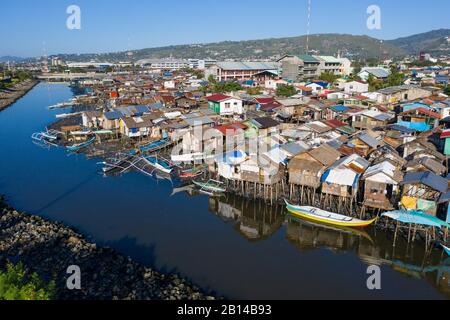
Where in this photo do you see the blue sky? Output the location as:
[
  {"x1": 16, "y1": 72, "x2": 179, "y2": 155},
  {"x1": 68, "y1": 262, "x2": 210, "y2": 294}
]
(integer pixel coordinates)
[{"x1": 1, "y1": 0, "x2": 449, "y2": 57}]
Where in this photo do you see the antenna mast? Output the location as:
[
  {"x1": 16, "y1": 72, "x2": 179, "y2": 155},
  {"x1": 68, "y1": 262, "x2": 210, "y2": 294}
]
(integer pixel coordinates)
[{"x1": 306, "y1": 0, "x2": 312, "y2": 54}]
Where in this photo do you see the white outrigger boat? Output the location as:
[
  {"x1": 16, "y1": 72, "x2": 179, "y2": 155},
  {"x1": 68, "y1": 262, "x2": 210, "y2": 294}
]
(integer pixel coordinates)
[
  {"x1": 193, "y1": 179, "x2": 226, "y2": 196},
  {"x1": 285, "y1": 200, "x2": 377, "y2": 228},
  {"x1": 31, "y1": 128, "x2": 62, "y2": 144},
  {"x1": 142, "y1": 156, "x2": 173, "y2": 174}
]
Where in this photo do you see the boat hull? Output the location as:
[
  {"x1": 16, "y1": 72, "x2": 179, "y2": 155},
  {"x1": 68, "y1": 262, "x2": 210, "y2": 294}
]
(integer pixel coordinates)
[
  {"x1": 443, "y1": 245, "x2": 450, "y2": 256},
  {"x1": 285, "y1": 201, "x2": 376, "y2": 228},
  {"x1": 193, "y1": 181, "x2": 226, "y2": 193}
]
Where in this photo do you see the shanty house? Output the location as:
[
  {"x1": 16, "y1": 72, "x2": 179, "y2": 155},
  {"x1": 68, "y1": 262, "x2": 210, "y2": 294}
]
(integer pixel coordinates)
[
  {"x1": 400, "y1": 171, "x2": 448, "y2": 216},
  {"x1": 362, "y1": 160, "x2": 403, "y2": 210},
  {"x1": 120, "y1": 115, "x2": 157, "y2": 139},
  {"x1": 351, "y1": 109, "x2": 394, "y2": 130},
  {"x1": 288, "y1": 144, "x2": 341, "y2": 189},
  {"x1": 441, "y1": 129, "x2": 450, "y2": 156},
  {"x1": 321, "y1": 154, "x2": 369, "y2": 198},
  {"x1": 398, "y1": 107, "x2": 440, "y2": 132}
]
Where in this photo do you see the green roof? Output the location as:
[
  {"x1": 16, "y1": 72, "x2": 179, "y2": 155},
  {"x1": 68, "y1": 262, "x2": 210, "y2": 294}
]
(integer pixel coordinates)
[{"x1": 297, "y1": 55, "x2": 319, "y2": 63}]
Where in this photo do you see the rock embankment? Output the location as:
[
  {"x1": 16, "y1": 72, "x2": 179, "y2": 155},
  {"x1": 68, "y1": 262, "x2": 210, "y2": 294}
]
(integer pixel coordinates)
[
  {"x1": 0, "y1": 79, "x2": 39, "y2": 112},
  {"x1": 0, "y1": 201, "x2": 215, "y2": 300}
]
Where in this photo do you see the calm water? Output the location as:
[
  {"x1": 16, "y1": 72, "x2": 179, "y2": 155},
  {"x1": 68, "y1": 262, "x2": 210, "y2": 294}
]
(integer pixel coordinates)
[{"x1": 0, "y1": 83, "x2": 448, "y2": 300}]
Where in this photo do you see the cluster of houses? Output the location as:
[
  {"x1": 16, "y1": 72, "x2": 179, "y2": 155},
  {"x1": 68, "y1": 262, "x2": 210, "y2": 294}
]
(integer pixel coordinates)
[{"x1": 55, "y1": 59, "x2": 450, "y2": 225}]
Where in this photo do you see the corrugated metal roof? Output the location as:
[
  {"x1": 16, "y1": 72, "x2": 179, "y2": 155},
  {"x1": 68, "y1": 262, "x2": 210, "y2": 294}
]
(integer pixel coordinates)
[
  {"x1": 360, "y1": 67, "x2": 390, "y2": 79},
  {"x1": 297, "y1": 55, "x2": 319, "y2": 63},
  {"x1": 401, "y1": 172, "x2": 448, "y2": 193},
  {"x1": 216, "y1": 61, "x2": 279, "y2": 71}
]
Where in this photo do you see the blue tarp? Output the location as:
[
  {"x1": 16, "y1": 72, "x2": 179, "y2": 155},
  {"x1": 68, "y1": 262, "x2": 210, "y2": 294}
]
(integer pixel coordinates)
[
  {"x1": 382, "y1": 210, "x2": 450, "y2": 229},
  {"x1": 331, "y1": 105, "x2": 348, "y2": 112},
  {"x1": 397, "y1": 120, "x2": 431, "y2": 132}
]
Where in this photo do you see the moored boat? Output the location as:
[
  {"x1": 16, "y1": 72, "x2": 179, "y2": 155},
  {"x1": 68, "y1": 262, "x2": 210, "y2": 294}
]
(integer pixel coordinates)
[
  {"x1": 139, "y1": 139, "x2": 168, "y2": 153},
  {"x1": 284, "y1": 200, "x2": 377, "y2": 228},
  {"x1": 66, "y1": 137, "x2": 96, "y2": 152},
  {"x1": 142, "y1": 156, "x2": 173, "y2": 174},
  {"x1": 193, "y1": 180, "x2": 226, "y2": 195}
]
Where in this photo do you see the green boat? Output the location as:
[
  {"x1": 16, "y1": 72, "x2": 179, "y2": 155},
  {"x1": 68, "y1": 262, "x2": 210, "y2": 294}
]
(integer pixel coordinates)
[{"x1": 193, "y1": 180, "x2": 226, "y2": 195}]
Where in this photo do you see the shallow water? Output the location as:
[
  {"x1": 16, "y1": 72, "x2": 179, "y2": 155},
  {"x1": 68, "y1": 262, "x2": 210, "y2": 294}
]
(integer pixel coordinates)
[{"x1": 0, "y1": 83, "x2": 448, "y2": 299}]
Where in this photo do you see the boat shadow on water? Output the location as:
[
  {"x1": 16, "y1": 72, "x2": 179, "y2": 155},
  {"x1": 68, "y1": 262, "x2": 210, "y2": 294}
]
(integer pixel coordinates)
[{"x1": 205, "y1": 193, "x2": 450, "y2": 297}]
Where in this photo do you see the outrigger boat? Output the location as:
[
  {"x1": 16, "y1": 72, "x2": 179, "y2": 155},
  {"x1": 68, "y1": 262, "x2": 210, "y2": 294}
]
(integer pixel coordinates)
[
  {"x1": 193, "y1": 179, "x2": 226, "y2": 195},
  {"x1": 66, "y1": 137, "x2": 96, "y2": 153},
  {"x1": 139, "y1": 138, "x2": 168, "y2": 153},
  {"x1": 31, "y1": 128, "x2": 61, "y2": 143},
  {"x1": 179, "y1": 165, "x2": 208, "y2": 179},
  {"x1": 284, "y1": 200, "x2": 377, "y2": 228},
  {"x1": 142, "y1": 156, "x2": 173, "y2": 174},
  {"x1": 101, "y1": 152, "x2": 136, "y2": 175}
]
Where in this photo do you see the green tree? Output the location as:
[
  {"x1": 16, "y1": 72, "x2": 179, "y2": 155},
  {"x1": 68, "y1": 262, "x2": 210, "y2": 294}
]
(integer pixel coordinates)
[
  {"x1": 0, "y1": 263, "x2": 56, "y2": 300},
  {"x1": 319, "y1": 71, "x2": 339, "y2": 84},
  {"x1": 276, "y1": 84, "x2": 296, "y2": 97},
  {"x1": 385, "y1": 65, "x2": 405, "y2": 87},
  {"x1": 247, "y1": 87, "x2": 262, "y2": 95}
]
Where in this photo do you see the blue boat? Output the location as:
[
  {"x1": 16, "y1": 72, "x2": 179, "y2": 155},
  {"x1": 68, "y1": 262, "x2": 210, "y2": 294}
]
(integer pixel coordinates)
[
  {"x1": 142, "y1": 156, "x2": 173, "y2": 174},
  {"x1": 139, "y1": 139, "x2": 168, "y2": 153},
  {"x1": 66, "y1": 137, "x2": 96, "y2": 152}
]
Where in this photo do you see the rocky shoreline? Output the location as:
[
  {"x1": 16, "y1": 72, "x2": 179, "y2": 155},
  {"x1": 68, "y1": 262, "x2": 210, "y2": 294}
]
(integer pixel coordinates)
[
  {"x1": 0, "y1": 199, "x2": 216, "y2": 300},
  {"x1": 0, "y1": 79, "x2": 39, "y2": 112}
]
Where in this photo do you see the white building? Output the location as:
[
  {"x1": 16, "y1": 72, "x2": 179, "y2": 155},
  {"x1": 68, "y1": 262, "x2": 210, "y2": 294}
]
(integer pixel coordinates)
[
  {"x1": 207, "y1": 94, "x2": 244, "y2": 116},
  {"x1": 343, "y1": 81, "x2": 369, "y2": 93},
  {"x1": 136, "y1": 59, "x2": 190, "y2": 70},
  {"x1": 336, "y1": 57, "x2": 353, "y2": 76}
]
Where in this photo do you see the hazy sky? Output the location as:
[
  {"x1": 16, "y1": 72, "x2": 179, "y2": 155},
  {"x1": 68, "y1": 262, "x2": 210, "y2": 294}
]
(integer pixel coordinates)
[{"x1": 1, "y1": 0, "x2": 449, "y2": 57}]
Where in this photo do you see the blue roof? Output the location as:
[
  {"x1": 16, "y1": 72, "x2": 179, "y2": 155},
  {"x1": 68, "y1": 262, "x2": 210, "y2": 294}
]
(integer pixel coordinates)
[
  {"x1": 148, "y1": 103, "x2": 163, "y2": 110},
  {"x1": 134, "y1": 105, "x2": 150, "y2": 114},
  {"x1": 311, "y1": 81, "x2": 329, "y2": 88},
  {"x1": 104, "y1": 111, "x2": 122, "y2": 120},
  {"x1": 389, "y1": 124, "x2": 416, "y2": 134},
  {"x1": 401, "y1": 172, "x2": 448, "y2": 193},
  {"x1": 331, "y1": 105, "x2": 348, "y2": 112}
]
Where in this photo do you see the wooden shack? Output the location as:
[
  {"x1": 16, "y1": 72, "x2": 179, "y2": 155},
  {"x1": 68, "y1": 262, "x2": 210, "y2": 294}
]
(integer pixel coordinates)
[
  {"x1": 288, "y1": 144, "x2": 341, "y2": 189},
  {"x1": 362, "y1": 160, "x2": 403, "y2": 210},
  {"x1": 321, "y1": 154, "x2": 370, "y2": 198},
  {"x1": 400, "y1": 171, "x2": 448, "y2": 216}
]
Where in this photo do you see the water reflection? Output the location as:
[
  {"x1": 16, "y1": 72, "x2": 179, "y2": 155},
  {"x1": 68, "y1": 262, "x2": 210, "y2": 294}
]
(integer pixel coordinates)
[
  {"x1": 208, "y1": 194, "x2": 449, "y2": 297},
  {"x1": 208, "y1": 195, "x2": 285, "y2": 241}
]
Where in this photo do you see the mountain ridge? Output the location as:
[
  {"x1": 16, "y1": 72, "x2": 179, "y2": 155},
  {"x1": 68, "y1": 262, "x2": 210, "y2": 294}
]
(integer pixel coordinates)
[{"x1": 3, "y1": 29, "x2": 450, "y2": 63}]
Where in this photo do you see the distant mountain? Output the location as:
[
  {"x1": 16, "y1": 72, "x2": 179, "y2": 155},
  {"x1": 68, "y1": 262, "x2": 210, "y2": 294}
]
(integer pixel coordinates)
[
  {"x1": 386, "y1": 29, "x2": 450, "y2": 55},
  {"x1": 56, "y1": 33, "x2": 408, "y2": 62},
  {"x1": 0, "y1": 56, "x2": 26, "y2": 63},
  {"x1": 6, "y1": 29, "x2": 450, "y2": 64}
]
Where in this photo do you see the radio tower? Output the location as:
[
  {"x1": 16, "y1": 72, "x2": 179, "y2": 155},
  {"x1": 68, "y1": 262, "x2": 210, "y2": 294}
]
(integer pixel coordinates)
[{"x1": 306, "y1": 0, "x2": 312, "y2": 54}]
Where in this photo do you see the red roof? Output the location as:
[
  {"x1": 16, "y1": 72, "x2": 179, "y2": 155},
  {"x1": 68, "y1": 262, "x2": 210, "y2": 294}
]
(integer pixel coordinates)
[
  {"x1": 323, "y1": 119, "x2": 347, "y2": 128},
  {"x1": 207, "y1": 94, "x2": 233, "y2": 103},
  {"x1": 354, "y1": 95, "x2": 369, "y2": 100},
  {"x1": 402, "y1": 107, "x2": 441, "y2": 119},
  {"x1": 214, "y1": 123, "x2": 247, "y2": 136},
  {"x1": 255, "y1": 97, "x2": 277, "y2": 104},
  {"x1": 441, "y1": 130, "x2": 450, "y2": 139},
  {"x1": 296, "y1": 85, "x2": 313, "y2": 92}
]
